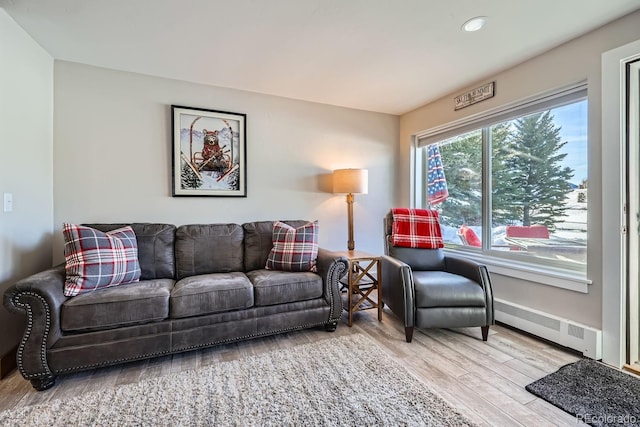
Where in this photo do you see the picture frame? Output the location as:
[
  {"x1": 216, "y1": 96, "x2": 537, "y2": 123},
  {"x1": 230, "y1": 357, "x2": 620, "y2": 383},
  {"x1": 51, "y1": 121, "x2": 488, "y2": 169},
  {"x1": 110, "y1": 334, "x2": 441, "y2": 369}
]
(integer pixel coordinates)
[{"x1": 171, "y1": 105, "x2": 247, "y2": 197}]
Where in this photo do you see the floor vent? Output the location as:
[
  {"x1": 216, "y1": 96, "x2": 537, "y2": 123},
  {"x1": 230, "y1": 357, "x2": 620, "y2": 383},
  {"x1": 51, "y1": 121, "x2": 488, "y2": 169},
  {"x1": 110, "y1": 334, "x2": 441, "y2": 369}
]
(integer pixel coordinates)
[{"x1": 495, "y1": 298, "x2": 602, "y2": 359}]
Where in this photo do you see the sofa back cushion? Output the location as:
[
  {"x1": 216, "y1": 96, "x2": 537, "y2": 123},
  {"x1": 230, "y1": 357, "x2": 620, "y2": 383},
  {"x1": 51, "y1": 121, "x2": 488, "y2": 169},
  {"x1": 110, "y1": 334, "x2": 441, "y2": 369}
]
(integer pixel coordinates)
[
  {"x1": 84, "y1": 223, "x2": 176, "y2": 280},
  {"x1": 243, "y1": 220, "x2": 309, "y2": 271},
  {"x1": 175, "y1": 224, "x2": 244, "y2": 279}
]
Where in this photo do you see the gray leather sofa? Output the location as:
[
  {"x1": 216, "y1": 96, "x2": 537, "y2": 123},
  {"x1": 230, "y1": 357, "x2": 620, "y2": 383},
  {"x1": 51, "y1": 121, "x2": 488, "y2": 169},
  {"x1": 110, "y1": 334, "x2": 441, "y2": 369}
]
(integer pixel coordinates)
[{"x1": 4, "y1": 221, "x2": 348, "y2": 391}]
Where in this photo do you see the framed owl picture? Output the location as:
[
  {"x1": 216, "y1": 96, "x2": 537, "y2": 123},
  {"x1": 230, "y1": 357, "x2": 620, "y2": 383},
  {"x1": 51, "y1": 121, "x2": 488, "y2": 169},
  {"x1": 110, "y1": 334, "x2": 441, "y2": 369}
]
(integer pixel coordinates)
[{"x1": 171, "y1": 105, "x2": 247, "y2": 197}]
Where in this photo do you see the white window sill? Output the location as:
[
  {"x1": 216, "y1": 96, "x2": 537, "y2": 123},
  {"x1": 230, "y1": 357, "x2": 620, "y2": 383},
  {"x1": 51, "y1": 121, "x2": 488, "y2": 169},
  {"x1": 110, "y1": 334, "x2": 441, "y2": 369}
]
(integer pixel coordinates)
[{"x1": 444, "y1": 248, "x2": 591, "y2": 293}]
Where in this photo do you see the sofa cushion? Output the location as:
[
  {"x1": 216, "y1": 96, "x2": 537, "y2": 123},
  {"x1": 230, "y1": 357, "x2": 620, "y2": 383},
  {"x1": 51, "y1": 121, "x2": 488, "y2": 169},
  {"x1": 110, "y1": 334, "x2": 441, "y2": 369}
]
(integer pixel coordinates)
[
  {"x1": 412, "y1": 271, "x2": 486, "y2": 308},
  {"x1": 63, "y1": 224, "x2": 142, "y2": 297},
  {"x1": 246, "y1": 269, "x2": 323, "y2": 306},
  {"x1": 265, "y1": 221, "x2": 318, "y2": 272},
  {"x1": 85, "y1": 223, "x2": 176, "y2": 280},
  {"x1": 175, "y1": 224, "x2": 244, "y2": 279},
  {"x1": 170, "y1": 272, "x2": 254, "y2": 318},
  {"x1": 61, "y1": 279, "x2": 174, "y2": 332},
  {"x1": 243, "y1": 220, "x2": 310, "y2": 271}
]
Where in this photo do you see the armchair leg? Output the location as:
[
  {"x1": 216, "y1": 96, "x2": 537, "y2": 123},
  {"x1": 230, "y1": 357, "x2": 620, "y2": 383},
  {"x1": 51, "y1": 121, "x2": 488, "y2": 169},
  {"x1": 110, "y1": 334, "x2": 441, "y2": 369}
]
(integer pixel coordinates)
[
  {"x1": 481, "y1": 325, "x2": 489, "y2": 341},
  {"x1": 405, "y1": 326, "x2": 414, "y2": 343}
]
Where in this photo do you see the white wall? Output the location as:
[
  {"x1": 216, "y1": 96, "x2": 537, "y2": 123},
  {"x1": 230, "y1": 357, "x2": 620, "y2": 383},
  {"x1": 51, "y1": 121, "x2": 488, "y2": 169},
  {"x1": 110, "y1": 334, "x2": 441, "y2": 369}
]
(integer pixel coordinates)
[
  {"x1": 0, "y1": 10, "x2": 54, "y2": 356},
  {"x1": 53, "y1": 62, "x2": 398, "y2": 262},
  {"x1": 399, "y1": 10, "x2": 640, "y2": 330}
]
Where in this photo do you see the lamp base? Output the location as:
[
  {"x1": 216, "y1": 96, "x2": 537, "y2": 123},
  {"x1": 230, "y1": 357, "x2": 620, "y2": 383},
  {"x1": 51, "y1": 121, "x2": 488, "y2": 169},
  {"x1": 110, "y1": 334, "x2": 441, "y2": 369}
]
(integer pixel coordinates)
[{"x1": 346, "y1": 193, "x2": 355, "y2": 251}]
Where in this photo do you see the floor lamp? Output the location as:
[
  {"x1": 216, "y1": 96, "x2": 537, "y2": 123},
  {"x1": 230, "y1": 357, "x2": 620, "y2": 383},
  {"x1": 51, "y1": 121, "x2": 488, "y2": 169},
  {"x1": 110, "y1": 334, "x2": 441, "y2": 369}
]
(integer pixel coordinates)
[{"x1": 333, "y1": 168, "x2": 368, "y2": 251}]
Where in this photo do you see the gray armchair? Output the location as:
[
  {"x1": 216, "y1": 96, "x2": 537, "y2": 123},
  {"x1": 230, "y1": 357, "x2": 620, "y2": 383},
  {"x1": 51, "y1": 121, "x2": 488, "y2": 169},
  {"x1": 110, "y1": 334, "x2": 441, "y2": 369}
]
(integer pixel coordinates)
[{"x1": 381, "y1": 212, "x2": 494, "y2": 342}]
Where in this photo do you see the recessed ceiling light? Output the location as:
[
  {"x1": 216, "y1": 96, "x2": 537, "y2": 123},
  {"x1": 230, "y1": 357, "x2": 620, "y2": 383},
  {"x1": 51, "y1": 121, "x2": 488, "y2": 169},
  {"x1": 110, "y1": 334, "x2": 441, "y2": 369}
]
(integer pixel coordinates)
[{"x1": 462, "y1": 16, "x2": 487, "y2": 32}]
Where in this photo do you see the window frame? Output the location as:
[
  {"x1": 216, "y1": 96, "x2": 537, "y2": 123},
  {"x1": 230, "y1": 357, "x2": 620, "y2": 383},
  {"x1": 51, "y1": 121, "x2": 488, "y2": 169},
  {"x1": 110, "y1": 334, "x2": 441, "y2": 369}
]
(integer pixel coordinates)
[{"x1": 413, "y1": 82, "x2": 591, "y2": 291}]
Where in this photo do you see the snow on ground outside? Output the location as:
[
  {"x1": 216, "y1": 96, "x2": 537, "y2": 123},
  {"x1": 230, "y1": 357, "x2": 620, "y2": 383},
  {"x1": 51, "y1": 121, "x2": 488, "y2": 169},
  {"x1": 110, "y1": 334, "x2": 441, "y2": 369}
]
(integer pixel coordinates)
[{"x1": 442, "y1": 189, "x2": 588, "y2": 245}]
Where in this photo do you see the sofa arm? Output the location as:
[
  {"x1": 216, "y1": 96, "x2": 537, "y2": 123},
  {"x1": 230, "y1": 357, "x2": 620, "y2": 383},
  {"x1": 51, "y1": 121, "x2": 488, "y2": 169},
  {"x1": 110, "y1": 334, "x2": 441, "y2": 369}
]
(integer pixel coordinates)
[
  {"x1": 381, "y1": 255, "x2": 415, "y2": 328},
  {"x1": 3, "y1": 264, "x2": 69, "y2": 385},
  {"x1": 316, "y1": 248, "x2": 349, "y2": 323}
]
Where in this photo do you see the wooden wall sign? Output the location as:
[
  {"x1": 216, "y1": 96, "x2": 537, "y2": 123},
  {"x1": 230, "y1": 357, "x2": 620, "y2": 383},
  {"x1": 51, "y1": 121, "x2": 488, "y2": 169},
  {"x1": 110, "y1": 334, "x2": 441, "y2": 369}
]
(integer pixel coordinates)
[{"x1": 454, "y1": 82, "x2": 495, "y2": 110}]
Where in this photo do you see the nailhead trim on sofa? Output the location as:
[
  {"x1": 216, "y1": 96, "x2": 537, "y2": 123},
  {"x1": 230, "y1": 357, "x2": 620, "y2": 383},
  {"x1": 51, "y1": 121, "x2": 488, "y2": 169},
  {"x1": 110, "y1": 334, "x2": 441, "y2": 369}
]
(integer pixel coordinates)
[{"x1": 12, "y1": 292, "x2": 54, "y2": 380}]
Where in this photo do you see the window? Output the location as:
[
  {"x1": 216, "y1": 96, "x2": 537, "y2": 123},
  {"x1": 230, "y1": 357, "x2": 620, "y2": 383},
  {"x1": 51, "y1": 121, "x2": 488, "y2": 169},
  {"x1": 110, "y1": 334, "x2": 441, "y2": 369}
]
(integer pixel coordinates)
[{"x1": 415, "y1": 85, "x2": 588, "y2": 274}]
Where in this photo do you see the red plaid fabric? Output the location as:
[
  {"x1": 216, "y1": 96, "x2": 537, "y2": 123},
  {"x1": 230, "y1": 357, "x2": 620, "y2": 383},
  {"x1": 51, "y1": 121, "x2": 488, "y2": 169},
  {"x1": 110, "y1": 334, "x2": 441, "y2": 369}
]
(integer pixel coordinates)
[
  {"x1": 390, "y1": 208, "x2": 444, "y2": 249},
  {"x1": 63, "y1": 224, "x2": 142, "y2": 296},
  {"x1": 265, "y1": 221, "x2": 319, "y2": 272}
]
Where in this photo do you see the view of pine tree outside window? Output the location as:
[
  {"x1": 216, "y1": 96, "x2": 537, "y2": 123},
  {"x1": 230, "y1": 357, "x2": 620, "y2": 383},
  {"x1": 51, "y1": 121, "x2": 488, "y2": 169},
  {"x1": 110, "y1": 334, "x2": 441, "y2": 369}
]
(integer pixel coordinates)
[{"x1": 416, "y1": 88, "x2": 588, "y2": 273}]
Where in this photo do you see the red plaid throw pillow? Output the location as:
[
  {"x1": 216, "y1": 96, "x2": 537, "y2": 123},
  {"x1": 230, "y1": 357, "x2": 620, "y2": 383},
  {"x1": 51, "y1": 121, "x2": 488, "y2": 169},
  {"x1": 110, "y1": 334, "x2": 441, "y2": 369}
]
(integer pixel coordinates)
[
  {"x1": 265, "y1": 221, "x2": 319, "y2": 272},
  {"x1": 390, "y1": 208, "x2": 444, "y2": 249},
  {"x1": 63, "y1": 224, "x2": 142, "y2": 296}
]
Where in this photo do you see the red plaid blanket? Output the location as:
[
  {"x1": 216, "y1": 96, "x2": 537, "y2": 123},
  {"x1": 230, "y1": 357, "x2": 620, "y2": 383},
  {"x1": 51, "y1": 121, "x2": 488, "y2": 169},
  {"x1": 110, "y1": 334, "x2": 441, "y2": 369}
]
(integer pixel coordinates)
[{"x1": 390, "y1": 208, "x2": 444, "y2": 249}]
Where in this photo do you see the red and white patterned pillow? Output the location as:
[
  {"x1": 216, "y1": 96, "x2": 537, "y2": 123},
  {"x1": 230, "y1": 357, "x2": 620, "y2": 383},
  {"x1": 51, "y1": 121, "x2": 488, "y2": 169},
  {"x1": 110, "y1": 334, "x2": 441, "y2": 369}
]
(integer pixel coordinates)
[
  {"x1": 390, "y1": 208, "x2": 444, "y2": 249},
  {"x1": 265, "y1": 221, "x2": 319, "y2": 272},
  {"x1": 63, "y1": 224, "x2": 142, "y2": 297}
]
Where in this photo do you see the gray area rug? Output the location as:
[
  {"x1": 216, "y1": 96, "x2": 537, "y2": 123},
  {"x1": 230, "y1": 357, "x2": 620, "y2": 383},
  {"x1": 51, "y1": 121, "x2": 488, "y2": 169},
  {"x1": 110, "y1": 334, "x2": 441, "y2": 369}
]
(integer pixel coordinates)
[
  {"x1": 526, "y1": 358, "x2": 640, "y2": 426},
  {"x1": 0, "y1": 334, "x2": 475, "y2": 426}
]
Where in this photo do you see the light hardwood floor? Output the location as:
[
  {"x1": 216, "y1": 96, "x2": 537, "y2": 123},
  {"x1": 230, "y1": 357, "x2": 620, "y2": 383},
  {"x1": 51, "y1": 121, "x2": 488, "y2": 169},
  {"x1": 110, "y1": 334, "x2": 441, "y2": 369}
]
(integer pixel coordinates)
[{"x1": 0, "y1": 308, "x2": 586, "y2": 426}]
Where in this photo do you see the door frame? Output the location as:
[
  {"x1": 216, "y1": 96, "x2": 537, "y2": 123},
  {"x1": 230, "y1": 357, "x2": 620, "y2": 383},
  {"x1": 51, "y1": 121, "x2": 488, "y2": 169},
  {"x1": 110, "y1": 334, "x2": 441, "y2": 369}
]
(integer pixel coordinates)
[
  {"x1": 627, "y1": 60, "x2": 640, "y2": 365},
  {"x1": 602, "y1": 39, "x2": 640, "y2": 368}
]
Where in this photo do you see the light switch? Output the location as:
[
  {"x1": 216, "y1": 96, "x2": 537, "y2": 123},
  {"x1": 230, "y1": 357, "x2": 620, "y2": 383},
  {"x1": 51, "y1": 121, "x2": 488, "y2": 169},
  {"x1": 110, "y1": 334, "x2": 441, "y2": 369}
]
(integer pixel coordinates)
[{"x1": 3, "y1": 193, "x2": 13, "y2": 212}]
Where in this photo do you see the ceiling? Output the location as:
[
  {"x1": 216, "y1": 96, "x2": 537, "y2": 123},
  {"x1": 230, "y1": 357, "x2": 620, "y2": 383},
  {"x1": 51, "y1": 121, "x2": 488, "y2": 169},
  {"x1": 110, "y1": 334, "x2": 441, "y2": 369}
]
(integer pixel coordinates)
[{"x1": 2, "y1": 0, "x2": 640, "y2": 115}]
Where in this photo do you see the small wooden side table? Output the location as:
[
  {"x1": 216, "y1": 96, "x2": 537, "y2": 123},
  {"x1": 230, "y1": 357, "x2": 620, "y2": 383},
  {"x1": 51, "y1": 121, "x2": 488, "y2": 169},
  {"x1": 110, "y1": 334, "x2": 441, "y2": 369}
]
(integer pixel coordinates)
[{"x1": 338, "y1": 250, "x2": 382, "y2": 327}]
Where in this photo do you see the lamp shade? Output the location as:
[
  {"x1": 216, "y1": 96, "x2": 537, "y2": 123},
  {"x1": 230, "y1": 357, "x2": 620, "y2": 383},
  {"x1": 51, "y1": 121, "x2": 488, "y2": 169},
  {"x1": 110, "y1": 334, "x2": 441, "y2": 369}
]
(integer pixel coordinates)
[{"x1": 333, "y1": 169, "x2": 368, "y2": 194}]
